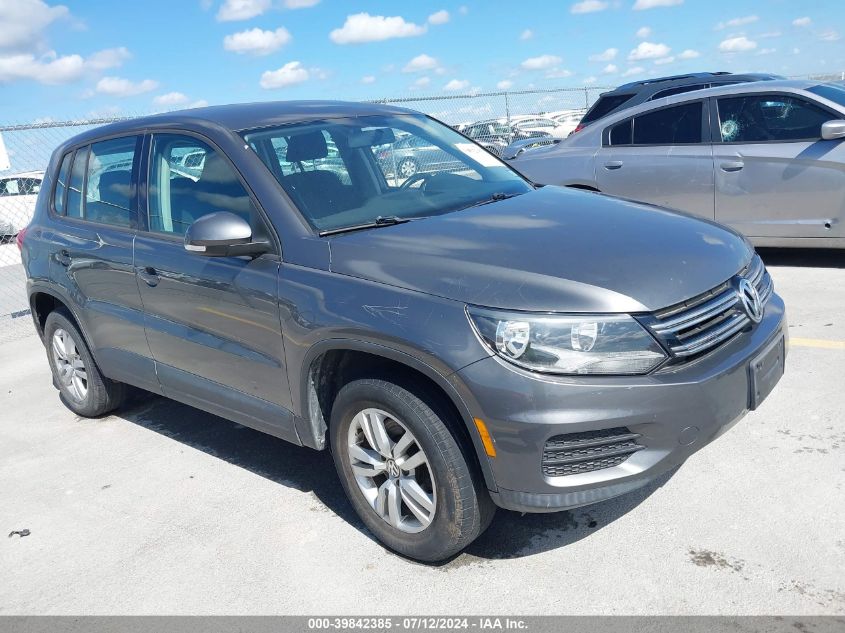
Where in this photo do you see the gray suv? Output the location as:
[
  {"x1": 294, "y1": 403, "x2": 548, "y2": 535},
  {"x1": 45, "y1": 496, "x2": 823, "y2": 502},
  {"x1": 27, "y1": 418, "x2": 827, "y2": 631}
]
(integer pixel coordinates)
[{"x1": 21, "y1": 101, "x2": 786, "y2": 562}]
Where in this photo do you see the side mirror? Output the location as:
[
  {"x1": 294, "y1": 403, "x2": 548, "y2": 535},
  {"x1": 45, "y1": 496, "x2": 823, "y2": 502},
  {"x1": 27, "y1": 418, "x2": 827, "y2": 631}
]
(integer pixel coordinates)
[
  {"x1": 184, "y1": 212, "x2": 269, "y2": 257},
  {"x1": 821, "y1": 120, "x2": 845, "y2": 141}
]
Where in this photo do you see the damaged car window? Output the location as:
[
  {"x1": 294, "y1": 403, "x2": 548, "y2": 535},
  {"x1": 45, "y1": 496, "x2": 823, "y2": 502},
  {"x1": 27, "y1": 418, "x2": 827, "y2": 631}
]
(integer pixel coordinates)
[{"x1": 717, "y1": 95, "x2": 834, "y2": 143}]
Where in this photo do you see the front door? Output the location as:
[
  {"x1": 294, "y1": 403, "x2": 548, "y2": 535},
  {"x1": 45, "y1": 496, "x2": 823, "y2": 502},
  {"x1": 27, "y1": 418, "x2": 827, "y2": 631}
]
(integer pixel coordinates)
[
  {"x1": 134, "y1": 132, "x2": 297, "y2": 443},
  {"x1": 713, "y1": 93, "x2": 845, "y2": 239}
]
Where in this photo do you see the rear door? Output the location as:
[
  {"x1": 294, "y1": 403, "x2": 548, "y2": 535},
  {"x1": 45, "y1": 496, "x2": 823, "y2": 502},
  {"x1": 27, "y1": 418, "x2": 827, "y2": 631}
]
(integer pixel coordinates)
[
  {"x1": 133, "y1": 131, "x2": 298, "y2": 443},
  {"x1": 596, "y1": 99, "x2": 715, "y2": 218},
  {"x1": 712, "y1": 93, "x2": 845, "y2": 239},
  {"x1": 46, "y1": 135, "x2": 158, "y2": 390}
]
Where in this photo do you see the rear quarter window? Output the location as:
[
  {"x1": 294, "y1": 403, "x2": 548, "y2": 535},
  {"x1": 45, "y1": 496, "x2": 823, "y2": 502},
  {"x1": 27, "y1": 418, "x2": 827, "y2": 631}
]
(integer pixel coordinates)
[{"x1": 53, "y1": 153, "x2": 72, "y2": 215}]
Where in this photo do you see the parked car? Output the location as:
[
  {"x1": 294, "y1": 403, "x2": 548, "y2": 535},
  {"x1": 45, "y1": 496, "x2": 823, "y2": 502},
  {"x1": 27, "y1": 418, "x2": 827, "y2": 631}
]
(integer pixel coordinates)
[
  {"x1": 547, "y1": 109, "x2": 587, "y2": 136},
  {"x1": 572, "y1": 71, "x2": 783, "y2": 135},
  {"x1": 511, "y1": 115, "x2": 571, "y2": 138},
  {"x1": 511, "y1": 80, "x2": 845, "y2": 248},
  {"x1": 375, "y1": 133, "x2": 464, "y2": 177},
  {"x1": 0, "y1": 171, "x2": 43, "y2": 239},
  {"x1": 460, "y1": 121, "x2": 512, "y2": 156},
  {"x1": 21, "y1": 100, "x2": 786, "y2": 562}
]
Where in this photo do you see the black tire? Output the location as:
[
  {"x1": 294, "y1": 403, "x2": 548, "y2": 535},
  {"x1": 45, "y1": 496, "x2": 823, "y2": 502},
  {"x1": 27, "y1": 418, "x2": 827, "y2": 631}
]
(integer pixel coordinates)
[
  {"x1": 330, "y1": 377, "x2": 495, "y2": 562},
  {"x1": 398, "y1": 158, "x2": 418, "y2": 178},
  {"x1": 43, "y1": 309, "x2": 126, "y2": 417}
]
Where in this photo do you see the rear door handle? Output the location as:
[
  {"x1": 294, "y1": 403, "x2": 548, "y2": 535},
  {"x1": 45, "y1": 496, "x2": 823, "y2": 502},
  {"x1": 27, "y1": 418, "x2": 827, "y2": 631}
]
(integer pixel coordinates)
[
  {"x1": 138, "y1": 266, "x2": 160, "y2": 287},
  {"x1": 720, "y1": 161, "x2": 744, "y2": 172},
  {"x1": 56, "y1": 250, "x2": 71, "y2": 267},
  {"x1": 604, "y1": 161, "x2": 623, "y2": 170}
]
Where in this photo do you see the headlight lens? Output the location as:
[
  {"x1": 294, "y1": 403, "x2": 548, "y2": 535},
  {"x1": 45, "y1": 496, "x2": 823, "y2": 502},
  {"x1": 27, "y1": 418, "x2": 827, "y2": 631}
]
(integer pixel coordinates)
[{"x1": 468, "y1": 308, "x2": 667, "y2": 375}]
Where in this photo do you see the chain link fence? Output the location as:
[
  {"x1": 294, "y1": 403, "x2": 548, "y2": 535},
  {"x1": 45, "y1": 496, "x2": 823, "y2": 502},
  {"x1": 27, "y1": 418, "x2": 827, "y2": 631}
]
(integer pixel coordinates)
[{"x1": 0, "y1": 75, "x2": 842, "y2": 342}]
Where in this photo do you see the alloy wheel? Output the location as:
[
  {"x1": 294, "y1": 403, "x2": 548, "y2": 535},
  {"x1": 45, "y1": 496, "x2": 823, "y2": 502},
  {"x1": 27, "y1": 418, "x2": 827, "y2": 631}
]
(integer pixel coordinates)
[{"x1": 51, "y1": 328, "x2": 88, "y2": 402}]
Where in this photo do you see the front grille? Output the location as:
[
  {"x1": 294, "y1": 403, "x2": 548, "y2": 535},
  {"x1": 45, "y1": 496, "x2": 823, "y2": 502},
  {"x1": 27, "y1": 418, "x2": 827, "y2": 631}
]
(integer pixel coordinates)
[
  {"x1": 644, "y1": 255, "x2": 773, "y2": 360},
  {"x1": 542, "y1": 427, "x2": 644, "y2": 477}
]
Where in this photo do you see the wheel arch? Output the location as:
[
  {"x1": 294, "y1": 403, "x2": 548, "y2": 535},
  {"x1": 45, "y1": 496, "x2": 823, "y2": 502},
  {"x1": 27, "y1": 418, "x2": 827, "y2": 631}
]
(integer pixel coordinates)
[{"x1": 297, "y1": 339, "x2": 497, "y2": 491}]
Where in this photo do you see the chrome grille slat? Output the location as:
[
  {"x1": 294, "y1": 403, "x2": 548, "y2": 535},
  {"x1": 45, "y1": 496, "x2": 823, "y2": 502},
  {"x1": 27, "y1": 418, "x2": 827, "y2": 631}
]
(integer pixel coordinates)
[{"x1": 646, "y1": 255, "x2": 773, "y2": 361}]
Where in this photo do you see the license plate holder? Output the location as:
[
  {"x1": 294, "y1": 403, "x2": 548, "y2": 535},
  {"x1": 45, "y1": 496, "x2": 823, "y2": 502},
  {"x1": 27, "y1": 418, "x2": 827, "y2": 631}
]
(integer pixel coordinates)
[{"x1": 748, "y1": 335, "x2": 785, "y2": 410}]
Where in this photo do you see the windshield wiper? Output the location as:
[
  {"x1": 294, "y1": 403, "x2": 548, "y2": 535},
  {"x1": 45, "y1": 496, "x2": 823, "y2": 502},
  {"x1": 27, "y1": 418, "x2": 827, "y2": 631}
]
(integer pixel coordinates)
[
  {"x1": 456, "y1": 191, "x2": 522, "y2": 212},
  {"x1": 319, "y1": 215, "x2": 413, "y2": 237}
]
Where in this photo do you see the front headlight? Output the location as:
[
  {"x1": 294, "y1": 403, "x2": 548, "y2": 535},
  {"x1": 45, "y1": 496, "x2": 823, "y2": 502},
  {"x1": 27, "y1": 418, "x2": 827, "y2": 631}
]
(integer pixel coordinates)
[{"x1": 467, "y1": 307, "x2": 667, "y2": 375}]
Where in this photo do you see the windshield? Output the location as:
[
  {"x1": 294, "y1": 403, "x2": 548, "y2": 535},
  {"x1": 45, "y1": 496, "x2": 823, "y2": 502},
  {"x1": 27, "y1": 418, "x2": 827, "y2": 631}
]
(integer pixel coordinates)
[
  {"x1": 808, "y1": 83, "x2": 845, "y2": 109},
  {"x1": 243, "y1": 114, "x2": 531, "y2": 233}
]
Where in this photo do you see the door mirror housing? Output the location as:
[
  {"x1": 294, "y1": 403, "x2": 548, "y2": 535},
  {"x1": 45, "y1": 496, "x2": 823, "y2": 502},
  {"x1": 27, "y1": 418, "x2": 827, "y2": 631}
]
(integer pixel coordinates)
[
  {"x1": 821, "y1": 120, "x2": 845, "y2": 141},
  {"x1": 184, "y1": 212, "x2": 269, "y2": 257}
]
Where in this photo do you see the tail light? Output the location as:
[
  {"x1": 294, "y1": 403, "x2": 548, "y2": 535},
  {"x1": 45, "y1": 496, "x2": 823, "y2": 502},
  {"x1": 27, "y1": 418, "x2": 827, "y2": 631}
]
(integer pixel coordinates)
[
  {"x1": 15, "y1": 226, "x2": 27, "y2": 252},
  {"x1": 570, "y1": 124, "x2": 585, "y2": 135}
]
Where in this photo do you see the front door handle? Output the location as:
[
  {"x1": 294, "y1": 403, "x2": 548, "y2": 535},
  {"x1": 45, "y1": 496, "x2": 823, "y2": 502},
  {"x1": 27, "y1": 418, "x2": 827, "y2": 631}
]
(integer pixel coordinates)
[
  {"x1": 138, "y1": 266, "x2": 160, "y2": 287},
  {"x1": 56, "y1": 250, "x2": 71, "y2": 267},
  {"x1": 720, "y1": 161, "x2": 744, "y2": 172},
  {"x1": 604, "y1": 161, "x2": 624, "y2": 170}
]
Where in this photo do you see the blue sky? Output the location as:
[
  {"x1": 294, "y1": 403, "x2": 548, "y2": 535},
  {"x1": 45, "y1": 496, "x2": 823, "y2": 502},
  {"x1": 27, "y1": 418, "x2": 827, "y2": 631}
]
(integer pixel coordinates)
[{"x1": 1, "y1": 0, "x2": 844, "y2": 122}]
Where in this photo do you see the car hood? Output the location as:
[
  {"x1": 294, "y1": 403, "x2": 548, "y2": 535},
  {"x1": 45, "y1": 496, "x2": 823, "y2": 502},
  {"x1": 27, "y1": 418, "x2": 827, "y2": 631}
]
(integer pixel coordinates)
[{"x1": 327, "y1": 187, "x2": 752, "y2": 313}]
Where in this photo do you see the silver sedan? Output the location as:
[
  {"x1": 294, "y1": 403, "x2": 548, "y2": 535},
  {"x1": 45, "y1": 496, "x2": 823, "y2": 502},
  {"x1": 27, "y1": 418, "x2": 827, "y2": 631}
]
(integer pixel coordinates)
[{"x1": 508, "y1": 80, "x2": 845, "y2": 249}]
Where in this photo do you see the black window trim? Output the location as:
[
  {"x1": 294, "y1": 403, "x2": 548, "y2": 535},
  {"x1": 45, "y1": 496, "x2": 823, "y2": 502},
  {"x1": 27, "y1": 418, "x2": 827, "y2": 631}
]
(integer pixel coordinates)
[
  {"x1": 141, "y1": 127, "x2": 281, "y2": 258},
  {"x1": 602, "y1": 98, "x2": 710, "y2": 147},
  {"x1": 709, "y1": 91, "x2": 841, "y2": 146}
]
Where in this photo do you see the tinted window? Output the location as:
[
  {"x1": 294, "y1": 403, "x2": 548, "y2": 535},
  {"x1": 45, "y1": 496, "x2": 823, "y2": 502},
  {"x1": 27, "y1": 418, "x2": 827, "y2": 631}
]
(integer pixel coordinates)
[
  {"x1": 609, "y1": 119, "x2": 633, "y2": 146},
  {"x1": 718, "y1": 95, "x2": 835, "y2": 142},
  {"x1": 650, "y1": 84, "x2": 708, "y2": 100},
  {"x1": 66, "y1": 146, "x2": 88, "y2": 219},
  {"x1": 54, "y1": 153, "x2": 72, "y2": 215},
  {"x1": 0, "y1": 179, "x2": 19, "y2": 196},
  {"x1": 19, "y1": 178, "x2": 41, "y2": 195},
  {"x1": 148, "y1": 134, "x2": 259, "y2": 237},
  {"x1": 808, "y1": 83, "x2": 845, "y2": 108},
  {"x1": 84, "y1": 136, "x2": 139, "y2": 227},
  {"x1": 633, "y1": 102, "x2": 703, "y2": 145},
  {"x1": 582, "y1": 94, "x2": 635, "y2": 124}
]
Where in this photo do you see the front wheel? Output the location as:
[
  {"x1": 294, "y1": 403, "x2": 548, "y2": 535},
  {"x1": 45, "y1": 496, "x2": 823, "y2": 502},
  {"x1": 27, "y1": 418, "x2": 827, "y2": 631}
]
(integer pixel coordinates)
[{"x1": 330, "y1": 378, "x2": 495, "y2": 562}]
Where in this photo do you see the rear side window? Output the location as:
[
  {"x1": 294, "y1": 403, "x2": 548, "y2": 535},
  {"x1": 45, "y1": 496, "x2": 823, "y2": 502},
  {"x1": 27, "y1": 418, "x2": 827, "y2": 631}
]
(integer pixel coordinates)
[
  {"x1": 609, "y1": 119, "x2": 633, "y2": 146},
  {"x1": 633, "y1": 101, "x2": 703, "y2": 145},
  {"x1": 66, "y1": 146, "x2": 88, "y2": 219},
  {"x1": 53, "y1": 153, "x2": 72, "y2": 215},
  {"x1": 717, "y1": 95, "x2": 834, "y2": 143},
  {"x1": 84, "y1": 136, "x2": 139, "y2": 227},
  {"x1": 582, "y1": 94, "x2": 635, "y2": 125}
]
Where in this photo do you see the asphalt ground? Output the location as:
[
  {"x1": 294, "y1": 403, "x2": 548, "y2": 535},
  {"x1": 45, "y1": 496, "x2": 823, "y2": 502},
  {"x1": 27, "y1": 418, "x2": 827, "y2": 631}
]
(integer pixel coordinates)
[{"x1": 0, "y1": 248, "x2": 843, "y2": 615}]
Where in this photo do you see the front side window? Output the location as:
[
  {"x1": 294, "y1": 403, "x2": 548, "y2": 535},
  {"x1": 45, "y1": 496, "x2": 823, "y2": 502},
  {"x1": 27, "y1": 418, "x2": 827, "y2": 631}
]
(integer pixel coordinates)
[
  {"x1": 148, "y1": 133, "x2": 260, "y2": 237},
  {"x1": 717, "y1": 95, "x2": 835, "y2": 143},
  {"x1": 633, "y1": 101, "x2": 703, "y2": 145},
  {"x1": 244, "y1": 114, "x2": 531, "y2": 234},
  {"x1": 84, "y1": 136, "x2": 139, "y2": 227},
  {"x1": 53, "y1": 153, "x2": 72, "y2": 215}
]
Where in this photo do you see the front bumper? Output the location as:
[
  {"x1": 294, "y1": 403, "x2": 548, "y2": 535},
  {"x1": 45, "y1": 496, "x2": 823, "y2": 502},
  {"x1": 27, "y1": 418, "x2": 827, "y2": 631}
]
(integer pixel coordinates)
[{"x1": 451, "y1": 293, "x2": 786, "y2": 513}]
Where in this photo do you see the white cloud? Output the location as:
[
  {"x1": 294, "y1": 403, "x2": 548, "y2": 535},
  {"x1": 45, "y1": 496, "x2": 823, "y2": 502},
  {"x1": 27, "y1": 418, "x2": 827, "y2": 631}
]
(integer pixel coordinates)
[
  {"x1": 412, "y1": 76, "x2": 431, "y2": 89},
  {"x1": 571, "y1": 0, "x2": 608, "y2": 14},
  {"x1": 792, "y1": 17, "x2": 811, "y2": 27},
  {"x1": 678, "y1": 48, "x2": 700, "y2": 59},
  {"x1": 715, "y1": 15, "x2": 758, "y2": 30},
  {"x1": 633, "y1": 0, "x2": 682, "y2": 10},
  {"x1": 520, "y1": 29, "x2": 534, "y2": 40},
  {"x1": 329, "y1": 13, "x2": 426, "y2": 44},
  {"x1": 402, "y1": 53, "x2": 438, "y2": 73},
  {"x1": 622, "y1": 66, "x2": 645, "y2": 77},
  {"x1": 189, "y1": 99, "x2": 209, "y2": 108},
  {"x1": 223, "y1": 27, "x2": 291, "y2": 55},
  {"x1": 792, "y1": 47, "x2": 800, "y2": 54},
  {"x1": 0, "y1": 52, "x2": 83, "y2": 84},
  {"x1": 443, "y1": 78, "x2": 469, "y2": 91},
  {"x1": 259, "y1": 60, "x2": 309, "y2": 89},
  {"x1": 759, "y1": 31, "x2": 782, "y2": 39},
  {"x1": 520, "y1": 54, "x2": 562, "y2": 70},
  {"x1": 497, "y1": 79, "x2": 513, "y2": 89},
  {"x1": 546, "y1": 68, "x2": 573, "y2": 79},
  {"x1": 756, "y1": 48, "x2": 776, "y2": 55},
  {"x1": 459, "y1": 5, "x2": 468, "y2": 15},
  {"x1": 85, "y1": 47, "x2": 131, "y2": 70},
  {"x1": 284, "y1": 0, "x2": 319, "y2": 7},
  {"x1": 819, "y1": 29, "x2": 840, "y2": 42},
  {"x1": 153, "y1": 92, "x2": 189, "y2": 106},
  {"x1": 96, "y1": 76, "x2": 158, "y2": 97},
  {"x1": 719, "y1": 36, "x2": 757, "y2": 53},
  {"x1": 0, "y1": 0, "x2": 70, "y2": 51},
  {"x1": 584, "y1": 75, "x2": 597, "y2": 84},
  {"x1": 361, "y1": 75, "x2": 376, "y2": 84},
  {"x1": 216, "y1": 0, "x2": 270, "y2": 22},
  {"x1": 628, "y1": 41, "x2": 671, "y2": 60},
  {"x1": 636, "y1": 26, "x2": 652, "y2": 38},
  {"x1": 602, "y1": 63, "x2": 618, "y2": 74},
  {"x1": 427, "y1": 10, "x2": 449, "y2": 25},
  {"x1": 589, "y1": 47, "x2": 618, "y2": 62},
  {"x1": 653, "y1": 56, "x2": 674, "y2": 65}
]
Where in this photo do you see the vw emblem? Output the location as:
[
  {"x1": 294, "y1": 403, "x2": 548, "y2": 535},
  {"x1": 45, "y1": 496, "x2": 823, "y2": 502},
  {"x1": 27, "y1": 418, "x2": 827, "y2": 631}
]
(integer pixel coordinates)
[
  {"x1": 737, "y1": 278, "x2": 763, "y2": 324},
  {"x1": 386, "y1": 459, "x2": 401, "y2": 479}
]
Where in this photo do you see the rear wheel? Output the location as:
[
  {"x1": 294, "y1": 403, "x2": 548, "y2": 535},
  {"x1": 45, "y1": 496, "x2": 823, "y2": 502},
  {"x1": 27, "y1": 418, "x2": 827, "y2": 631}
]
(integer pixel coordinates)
[
  {"x1": 398, "y1": 158, "x2": 418, "y2": 178},
  {"x1": 44, "y1": 310, "x2": 126, "y2": 417},
  {"x1": 330, "y1": 377, "x2": 495, "y2": 562}
]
